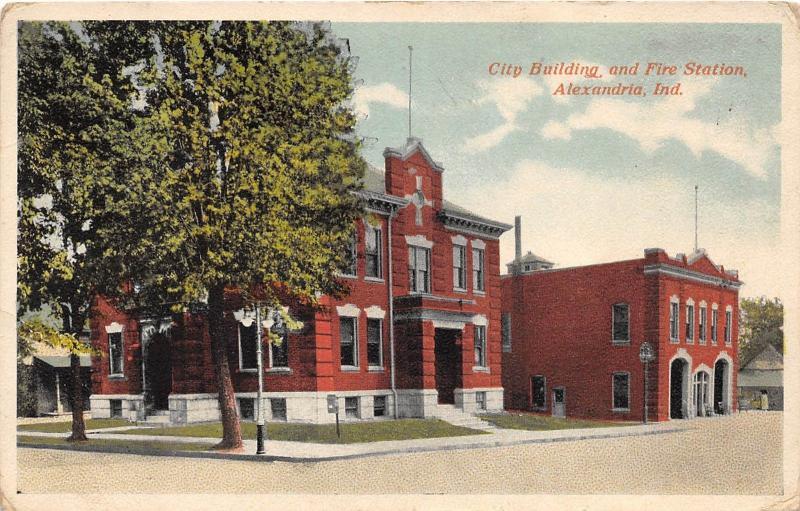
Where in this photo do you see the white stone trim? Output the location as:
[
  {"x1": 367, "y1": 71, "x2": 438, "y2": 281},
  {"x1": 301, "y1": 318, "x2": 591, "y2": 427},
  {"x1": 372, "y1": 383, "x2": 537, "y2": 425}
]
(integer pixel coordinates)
[
  {"x1": 431, "y1": 319, "x2": 465, "y2": 330},
  {"x1": 471, "y1": 238, "x2": 486, "y2": 250},
  {"x1": 451, "y1": 234, "x2": 467, "y2": 246},
  {"x1": 472, "y1": 314, "x2": 488, "y2": 327},
  {"x1": 713, "y1": 351, "x2": 734, "y2": 414},
  {"x1": 725, "y1": 304, "x2": 733, "y2": 312},
  {"x1": 699, "y1": 300, "x2": 707, "y2": 307},
  {"x1": 668, "y1": 349, "x2": 692, "y2": 420},
  {"x1": 405, "y1": 234, "x2": 434, "y2": 249},
  {"x1": 105, "y1": 322, "x2": 124, "y2": 334},
  {"x1": 365, "y1": 305, "x2": 386, "y2": 319},
  {"x1": 686, "y1": 297, "x2": 695, "y2": 306},
  {"x1": 712, "y1": 302, "x2": 719, "y2": 310},
  {"x1": 336, "y1": 303, "x2": 361, "y2": 318}
]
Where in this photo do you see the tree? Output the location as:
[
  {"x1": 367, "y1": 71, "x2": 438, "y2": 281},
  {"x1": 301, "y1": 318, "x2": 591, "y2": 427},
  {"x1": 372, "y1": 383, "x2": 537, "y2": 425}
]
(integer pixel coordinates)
[
  {"x1": 739, "y1": 297, "x2": 783, "y2": 364},
  {"x1": 17, "y1": 21, "x2": 146, "y2": 440},
  {"x1": 95, "y1": 21, "x2": 365, "y2": 449}
]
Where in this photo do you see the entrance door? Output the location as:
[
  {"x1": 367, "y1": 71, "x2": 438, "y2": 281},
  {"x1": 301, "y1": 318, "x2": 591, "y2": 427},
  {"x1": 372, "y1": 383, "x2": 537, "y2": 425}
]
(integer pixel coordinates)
[
  {"x1": 145, "y1": 332, "x2": 172, "y2": 410},
  {"x1": 434, "y1": 329, "x2": 462, "y2": 404},
  {"x1": 552, "y1": 388, "x2": 566, "y2": 418},
  {"x1": 693, "y1": 371, "x2": 710, "y2": 417},
  {"x1": 714, "y1": 360, "x2": 728, "y2": 414},
  {"x1": 670, "y1": 359, "x2": 686, "y2": 419}
]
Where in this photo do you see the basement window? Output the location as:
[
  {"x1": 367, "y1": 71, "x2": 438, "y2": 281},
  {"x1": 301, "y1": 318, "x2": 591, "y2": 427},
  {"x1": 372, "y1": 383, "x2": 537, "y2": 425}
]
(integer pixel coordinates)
[
  {"x1": 270, "y1": 398, "x2": 287, "y2": 421},
  {"x1": 238, "y1": 398, "x2": 255, "y2": 421},
  {"x1": 110, "y1": 399, "x2": 123, "y2": 418},
  {"x1": 345, "y1": 397, "x2": 359, "y2": 419},
  {"x1": 476, "y1": 391, "x2": 487, "y2": 411},
  {"x1": 373, "y1": 396, "x2": 386, "y2": 417}
]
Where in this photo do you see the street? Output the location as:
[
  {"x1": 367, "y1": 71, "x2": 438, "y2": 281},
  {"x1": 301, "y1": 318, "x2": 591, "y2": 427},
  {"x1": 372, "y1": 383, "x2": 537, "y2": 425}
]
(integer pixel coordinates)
[{"x1": 17, "y1": 412, "x2": 781, "y2": 494}]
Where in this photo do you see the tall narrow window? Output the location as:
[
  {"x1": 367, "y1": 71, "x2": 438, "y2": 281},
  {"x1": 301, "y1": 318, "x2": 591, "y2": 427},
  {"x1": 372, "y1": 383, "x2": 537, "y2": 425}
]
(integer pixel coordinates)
[
  {"x1": 340, "y1": 317, "x2": 358, "y2": 367},
  {"x1": 238, "y1": 324, "x2": 258, "y2": 370},
  {"x1": 612, "y1": 303, "x2": 630, "y2": 343},
  {"x1": 367, "y1": 318, "x2": 382, "y2": 367},
  {"x1": 452, "y1": 244, "x2": 466, "y2": 290},
  {"x1": 699, "y1": 305, "x2": 707, "y2": 345},
  {"x1": 365, "y1": 224, "x2": 382, "y2": 279},
  {"x1": 686, "y1": 303, "x2": 695, "y2": 343},
  {"x1": 474, "y1": 325, "x2": 487, "y2": 367},
  {"x1": 725, "y1": 309, "x2": 732, "y2": 345},
  {"x1": 711, "y1": 307, "x2": 718, "y2": 345},
  {"x1": 531, "y1": 376, "x2": 546, "y2": 409},
  {"x1": 344, "y1": 231, "x2": 357, "y2": 276},
  {"x1": 501, "y1": 313, "x2": 512, "y2": 352},
  {"x1": 669, "y1": 301, "x2": 680, "y2": 342},
  {"x1": 408, "y1": 246, "x2": 431, "y2": 293},
  {"x1": 108, "y1": 332, "x2": 124, "y2": 375},
  {"x1": 612, "y1": 372, "x2": 630, "y2": 411},
  {"x1": 472, "y1": 248, "x2": 485, "y2": 292},
  {"x1": 270, "y1": 330, "x2": 289, "y2": 368}
]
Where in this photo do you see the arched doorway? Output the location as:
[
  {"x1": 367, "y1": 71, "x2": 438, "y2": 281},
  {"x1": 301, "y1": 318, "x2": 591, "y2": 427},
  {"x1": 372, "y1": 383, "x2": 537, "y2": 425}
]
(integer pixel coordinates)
[
  {"x1": 714, "y1": 359, "x2": 730, "y2": 414},
  {"x1": 145, "y1": 332, "x2": 172, "y2": 411},
  {"x1": 693, "y1": 371, "x2": 710, "y2": 417},
  {"x1": 670, "y1": 359, "x2": 688, "y2": 419}
]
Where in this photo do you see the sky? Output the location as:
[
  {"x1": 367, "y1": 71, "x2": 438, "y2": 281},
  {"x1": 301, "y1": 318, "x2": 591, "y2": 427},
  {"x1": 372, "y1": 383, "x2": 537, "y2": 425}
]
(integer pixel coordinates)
[{"x1": 333, "y1": 22, "x2": 782, "y2": 299}]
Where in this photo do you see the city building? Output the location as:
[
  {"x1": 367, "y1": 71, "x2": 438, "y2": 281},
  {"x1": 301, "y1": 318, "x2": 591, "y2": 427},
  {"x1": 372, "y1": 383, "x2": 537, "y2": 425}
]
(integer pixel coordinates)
[
  {"x1": 501, "y1": 218, "x2": 741, "y2": 422},
  {"x1": 89, "y1": 138, "x2": 511, "y2": 424}
]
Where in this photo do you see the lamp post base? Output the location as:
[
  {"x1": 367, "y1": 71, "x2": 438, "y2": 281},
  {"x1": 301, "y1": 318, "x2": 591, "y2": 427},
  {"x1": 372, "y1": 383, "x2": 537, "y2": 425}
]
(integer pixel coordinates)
[{"x1": 256, "y1": 423, "x2": 266, "y2": 454}]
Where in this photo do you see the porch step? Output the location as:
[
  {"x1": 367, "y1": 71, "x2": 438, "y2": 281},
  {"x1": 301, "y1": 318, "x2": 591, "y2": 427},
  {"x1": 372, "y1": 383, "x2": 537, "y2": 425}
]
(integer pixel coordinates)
[{"x1": 432, "y1": 404, "x2": 498, "y2": 432}]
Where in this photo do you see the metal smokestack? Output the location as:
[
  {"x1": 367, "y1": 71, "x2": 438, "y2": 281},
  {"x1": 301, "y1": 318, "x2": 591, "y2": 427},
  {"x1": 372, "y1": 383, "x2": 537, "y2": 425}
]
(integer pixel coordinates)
[{"x1": 514, "y1": 215, "x2": 522, "y2": 274}]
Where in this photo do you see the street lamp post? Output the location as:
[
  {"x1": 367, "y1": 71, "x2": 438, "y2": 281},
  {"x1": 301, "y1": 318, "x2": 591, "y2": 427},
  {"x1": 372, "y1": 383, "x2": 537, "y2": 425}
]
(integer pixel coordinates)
[{"x1": 639, "y1": 341, "x2": 655, "y2": 424}]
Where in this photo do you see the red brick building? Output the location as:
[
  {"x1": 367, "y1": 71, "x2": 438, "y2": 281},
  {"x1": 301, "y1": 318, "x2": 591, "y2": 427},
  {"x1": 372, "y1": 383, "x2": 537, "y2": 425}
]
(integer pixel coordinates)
[
  {"x1": 89, "y1": 138, "x2": 511, "y2": 424},
  {"x1": 501, "y1": 220, "x2": 741, "y2": 422}
]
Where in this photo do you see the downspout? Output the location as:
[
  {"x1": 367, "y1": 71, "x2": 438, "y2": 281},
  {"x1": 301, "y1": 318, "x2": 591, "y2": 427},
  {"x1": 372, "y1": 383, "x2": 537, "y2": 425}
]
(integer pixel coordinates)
[{"x1": 388, "y1": 211, "x2": 398, "y2": 418}]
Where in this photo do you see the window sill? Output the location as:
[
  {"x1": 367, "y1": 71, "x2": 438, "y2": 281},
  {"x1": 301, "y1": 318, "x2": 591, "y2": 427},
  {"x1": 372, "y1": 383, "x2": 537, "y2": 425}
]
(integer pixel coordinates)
[
  {"x1": 670, "y1": 338, "x2": 679, "y2": 344},
  {"x1": 238, "y1": 368, "x2": 258, "y2": 374},
  {"x1": 473, "y1": 290, "x2": 486, "y2": 296},
  {"x1": 472, "y1": 366, "x2": 490, "y2": 373},
  {"x1": 453, "y1": 287, "x2": 467, "y2": 294},
  {"x1": 108, "y1": 374, "x2": 126, "y2": 380},
  {"x1": 364, "y1": 276, "x2": 385, "y2": 283},
  {"x1": 337, "y1": 273, "x2": 358, "y2": 280},
  {"x1": 368, "y1": 366, "x2": 385, "y2": 373},
  {"x1": 341, "y1": 366, "x2": 360, "y2": 372},
  {"x1": 611, "y1": 340, "x2": 631, "y2": 346},
  {"x1": 686, "y1": 340, "x2": 694, "y2": 345},
  {"x1": 612, "y1": 408, "x2": 630, "y2": 413},
  {"x1": 266, "y1": 367, "x2": 292, "y2": 375}
]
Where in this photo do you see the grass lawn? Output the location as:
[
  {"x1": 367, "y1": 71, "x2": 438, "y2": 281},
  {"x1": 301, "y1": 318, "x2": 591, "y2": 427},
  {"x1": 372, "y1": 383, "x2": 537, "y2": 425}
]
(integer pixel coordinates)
[
  {"x1": 111, "y1": 419, "x2": 486, "y2": 444},
  {"x1": 17, "y1": 419, "x2": 132, "y2": 433},
  {"x1": 480, "y1": 413, "x2": 635, "y2": 431},
  {"x1": 16, "y1": 435, "x2": 212, "y2": 452}
]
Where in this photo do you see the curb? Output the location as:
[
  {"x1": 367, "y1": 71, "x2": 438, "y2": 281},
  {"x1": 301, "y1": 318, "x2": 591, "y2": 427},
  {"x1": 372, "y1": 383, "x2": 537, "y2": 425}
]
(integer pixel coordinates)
[{"x1": 17, "y1": 425, "x2": 688, "y2": 463}]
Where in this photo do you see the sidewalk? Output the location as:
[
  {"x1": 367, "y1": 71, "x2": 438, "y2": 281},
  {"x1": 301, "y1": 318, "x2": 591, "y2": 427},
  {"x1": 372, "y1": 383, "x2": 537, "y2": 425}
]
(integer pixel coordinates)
[{"x1": 18, "y1": 420, "x2": 692, "y2": 462}]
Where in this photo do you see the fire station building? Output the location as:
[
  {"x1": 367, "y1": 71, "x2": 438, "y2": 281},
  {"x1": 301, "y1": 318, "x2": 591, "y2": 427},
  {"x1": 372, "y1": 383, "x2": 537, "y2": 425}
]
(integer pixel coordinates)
[
  {"x1": 89, "y1": 138, "x2": 511, "y2": 424},
  {"x1": 501, "y1": 219, "x2": 741, "y2": 422}
]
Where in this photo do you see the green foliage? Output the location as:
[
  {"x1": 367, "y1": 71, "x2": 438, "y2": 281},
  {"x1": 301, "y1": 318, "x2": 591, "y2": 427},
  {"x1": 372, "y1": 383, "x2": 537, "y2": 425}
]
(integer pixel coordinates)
[
  {"x1": 17, "y1": 319, "x2": 98, "y2": 356},
  {"x1": 17, "y1": 363, "x2": 38, "y2": 417},
  {"x1": 739, "y1": 296, "x2": 783, "y2": 364}
]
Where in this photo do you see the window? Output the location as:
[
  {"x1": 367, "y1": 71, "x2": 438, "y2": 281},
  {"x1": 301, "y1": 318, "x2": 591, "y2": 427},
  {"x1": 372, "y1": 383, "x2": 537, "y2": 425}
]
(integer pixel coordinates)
[
  {"x1": 238, "y1": 398, "x2": 255, "y2": 420},
  {"x1": 452, "y1": 244, "x2": 467, "y2": 290},
  {"x1": 108, "y1": 332, "x2": 124, "y2": 375},
  {"x1": 612, "y1": 372, "x2": 630, "y2": 410},
  {"x1": 669, "y1": 300, "x2": 680, "y2": 342},
  {"x1": 474, "y1": 325, "x2": 487, "y2": 367},
  {"x1": 699, "y1": 306, "x2": 707, "y2": 345},
  {"x1": 685, "y1": 303, "x2": 695, "y2": 343},
  {"x1": 238, "y1": 323, "x2": 258, "y2": 370},
  {"x1": 408, "y1": 246, "x2": 431, "y2": 293},
  {"x1": 367, "y1": 318, "x2": 382, "y2": 367},
  {"x1": 472, "y1": 248, "x2": 485, "y2": 292},
  {"x1": 612, "y1": 303, "x2": 630, "y2": 343},
  {"x1": 373, "y1": 395, "x2": 386, "y2": 417},
  {"x1": 339, "y1": 317, "x2": 358, "y2": 367},
  {"x1": 725, "y1": 309, "x2": 732, "y2": 345},
  {"x1": 110, "y1": 399, "x2": 123, "y2": 418},
  {"x1": 344, "y1": 231, "x2": 357, "y2": 276},
  {"x1": 365, "y1": 224, "x2": 382, "y2": 279},
  {"x1": 345, "y1": 396, "x2": 359, "y2": 419},
  {"x1": 711, "y1": 307, "x2": 718, "y2": 345},
  {"x1": 501, "y1": 313, "x2": 512, "y2": 352},
  {"x1": 270, "y1": 398, "x2": 287, "y2": 421},
  {"x1": 531, "y1": 376, "x2": 546, "y2": 409},
  {"x1": 270, "y1": 330, "x2": 289, "y2": 368},
  {"x1": 476, "y1": 391, "x2": 487, "y2": 410}
]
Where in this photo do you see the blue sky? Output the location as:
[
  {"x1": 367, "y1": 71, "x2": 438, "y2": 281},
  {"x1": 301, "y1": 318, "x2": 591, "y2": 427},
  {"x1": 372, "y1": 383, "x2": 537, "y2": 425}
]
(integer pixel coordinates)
[{"x1": 333, "y1": 23, "x2": 781, "y2": 299}]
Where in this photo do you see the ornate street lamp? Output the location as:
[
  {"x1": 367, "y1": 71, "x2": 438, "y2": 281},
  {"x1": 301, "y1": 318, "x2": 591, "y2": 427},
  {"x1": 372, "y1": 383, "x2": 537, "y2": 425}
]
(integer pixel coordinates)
[{"x1": 639, "y1": 341, "x2": 656, "y2": 424}]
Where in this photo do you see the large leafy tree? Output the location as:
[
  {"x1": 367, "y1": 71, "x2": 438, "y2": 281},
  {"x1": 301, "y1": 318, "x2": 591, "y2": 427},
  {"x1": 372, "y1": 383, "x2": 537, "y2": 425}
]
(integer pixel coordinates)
[
  {"x1": 17, "y1": 21, "x2": 149, "y2": 440},
  {"x1": 739, "y1": 296, "x2": 783, "y2": 364},
  {"x1": 96, "y1": 21, "x2": 365, "y2": 449}
]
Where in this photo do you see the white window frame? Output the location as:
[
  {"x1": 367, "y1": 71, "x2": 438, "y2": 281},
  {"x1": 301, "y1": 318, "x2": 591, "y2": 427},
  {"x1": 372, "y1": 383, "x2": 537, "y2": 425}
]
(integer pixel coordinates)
[
  {"x1": 108, "y1": 332, "x2": 124, "y2": 377},
  {"x1": 339, "y1": 316, "x2": 359, "y2": 370},
  {"x1": 611, "y1": 302, "x2": 630, "y2": 345},
  {"x1": 612, "y1": 371, "x2": 631, "y2": 412},
  {"x1": 685, "y1": 299, "x2": 695, "y2": 344},
  {"x1": 408, "y1": 245, "x2": 431, "y2": 294},
  {"x1": 472, "y1": 246, "x2": 485, "y2": 293},
  {"x1": 364, "y1": 222, "x2": 383, "y2": 280},
  {"x1": 452, "y1": 243, "x2": 467, "y2": 291},
  {"x1": 344, "y1": 396, "x2": 360, "y2": 419},
  {"x1": 698, "y1": 302, "x2": 707, "y2": 345},
  {"x1": 669, "y1": 296, "x2": 680, "y2": 343},
  {"x1": 238, "y1": 323, "x2": 258, "y2": 372},
  {"x1": 366, "y1": 317, "x2": 383, "y2": 369},
  {"x1": 724, "y1": 305, "x2": 733, "y2": 345},
  {"x1": 711, "y1": 303, "x2": 719, "y2": 346},
  {"x1": 473, "y1": 324, "x2": 487, "y2": 369}
]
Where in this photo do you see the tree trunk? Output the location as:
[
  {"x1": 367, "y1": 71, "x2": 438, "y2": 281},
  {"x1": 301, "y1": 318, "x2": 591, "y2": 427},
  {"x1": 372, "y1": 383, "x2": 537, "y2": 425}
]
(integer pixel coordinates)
[
  {"x1": 66, "y1": 352, "x2": 87, "y2": 441},
  {"x1": 207, "y1": 283, "x2": 243, "y2": 450}
]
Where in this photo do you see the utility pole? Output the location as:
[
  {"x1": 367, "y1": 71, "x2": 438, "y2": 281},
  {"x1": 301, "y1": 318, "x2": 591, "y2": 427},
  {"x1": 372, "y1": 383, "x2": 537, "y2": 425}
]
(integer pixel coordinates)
[
  {"x1": 408, "y1": 45, "x2": 413, "y2": 138},
  {"x1": 694, "y1": 184, "x2": 698, "y2": 252}
]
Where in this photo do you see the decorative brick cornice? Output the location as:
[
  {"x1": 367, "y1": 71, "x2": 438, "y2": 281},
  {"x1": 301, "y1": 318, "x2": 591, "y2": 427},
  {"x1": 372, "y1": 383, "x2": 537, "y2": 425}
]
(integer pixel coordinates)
[
  {"x1": 643, "y1": 263, "x2": 742, "y2": 289},
  {"x1": 438, "y1": 210, "x2": 512, "y2": 240}
]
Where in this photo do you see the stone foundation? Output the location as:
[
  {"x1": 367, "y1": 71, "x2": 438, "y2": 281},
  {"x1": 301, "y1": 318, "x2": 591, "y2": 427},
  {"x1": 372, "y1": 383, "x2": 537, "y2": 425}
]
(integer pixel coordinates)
[
  {"x1": 455, "y1": 387, "x2": 504, "y2": 413},
  {"x1": 90, "y1": 394, "x2": 145, "y2": 421}
]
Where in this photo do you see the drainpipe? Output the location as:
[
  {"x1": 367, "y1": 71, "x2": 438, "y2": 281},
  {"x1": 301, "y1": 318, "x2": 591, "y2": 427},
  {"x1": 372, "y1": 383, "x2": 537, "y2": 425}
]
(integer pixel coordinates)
[{"x1": 387, "y1": 211, "x2": 399, "y2": 418}]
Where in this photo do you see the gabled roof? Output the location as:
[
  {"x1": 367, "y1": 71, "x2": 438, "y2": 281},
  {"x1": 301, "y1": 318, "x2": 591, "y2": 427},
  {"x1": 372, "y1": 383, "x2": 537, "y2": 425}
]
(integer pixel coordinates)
[
  {"x1": 382, "y1": 137, "x2": 445, "y2": 172},
  {"x1": 34, "y1": 355, "x2": 92, "y2": 368},
  {"x1": 511, "y1": 251, "x2": 554, "y2": 266},
  {"x1": 741, "y1": 343, "x2": 783, "y2": 371}
]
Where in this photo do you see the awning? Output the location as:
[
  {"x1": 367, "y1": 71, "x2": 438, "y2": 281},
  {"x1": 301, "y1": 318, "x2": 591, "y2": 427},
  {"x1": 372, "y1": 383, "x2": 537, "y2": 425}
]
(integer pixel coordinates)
[{"x1": 33, "y1": 355, "x2": 91, "y2": 369}]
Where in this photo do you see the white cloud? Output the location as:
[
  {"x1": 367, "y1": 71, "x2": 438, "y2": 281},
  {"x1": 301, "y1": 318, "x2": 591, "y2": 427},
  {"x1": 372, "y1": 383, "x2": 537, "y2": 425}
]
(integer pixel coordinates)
[
  {"x1": 540, "y1": 120, "x2": 571, "y2": 141},
  {"x1": 352, "y1": 83, "x2": 408, "y2": 118},
  {"x1": 463, "y1": 79, "x2": 543, "y2": 153},
  {"x1": 453, "y1": 159, "x2": 780, "y2": 298},
  {"x1": 545, "y1": 80, "x2": 776, "y2": 178}
]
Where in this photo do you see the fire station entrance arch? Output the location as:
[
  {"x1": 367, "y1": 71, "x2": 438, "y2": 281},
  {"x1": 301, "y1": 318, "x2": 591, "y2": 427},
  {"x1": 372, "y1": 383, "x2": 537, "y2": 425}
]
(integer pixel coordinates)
[
  {"x1": 670, "y1": 358, "x2": 689, "y2": 419},
  {"x1": 714, "y1": 358, "x2": 731, "y2": 414},
  {"x1": 434, "y1": 328, "x2": 462, "y2": 404}
]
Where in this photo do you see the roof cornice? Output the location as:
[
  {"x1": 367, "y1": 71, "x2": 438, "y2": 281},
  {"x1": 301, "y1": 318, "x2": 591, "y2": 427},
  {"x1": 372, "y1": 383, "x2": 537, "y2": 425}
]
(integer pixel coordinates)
[
  {"x1": 438, "y1": 210, "x2": 513, "y2": 240},
  {"x1": 354, "y1": 190, "x2": 410, "y2": 215},
  {"x1": 643, "y1": 263, "x2": 742, "y2": 289}
]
